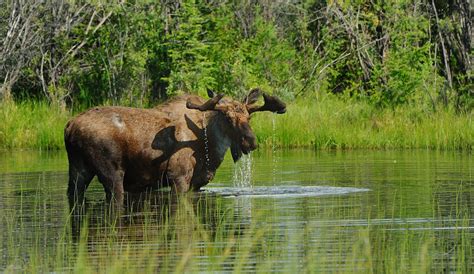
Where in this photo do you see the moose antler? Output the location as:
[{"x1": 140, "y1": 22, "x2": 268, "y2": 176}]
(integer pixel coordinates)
[
  {"x1": 243, "y1": 88, "x2": 262, "y2": 105},
  {"x1": 247, "y1": 93, "x2": 286, "y2": 114},
  {"x1": 186, "y1": 93, "x2": 224, "y2": 111}
]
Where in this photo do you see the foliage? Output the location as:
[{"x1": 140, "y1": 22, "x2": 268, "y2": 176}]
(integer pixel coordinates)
[
  {"x1": 370, "y1": 4, "x2": 439, "y2": 106},
  {"x1": 0, "y1": 1, "x2": 471, "y2": 110},
  {"x1": 165, "y1": 0, "x2": 216, "y2": 97}
]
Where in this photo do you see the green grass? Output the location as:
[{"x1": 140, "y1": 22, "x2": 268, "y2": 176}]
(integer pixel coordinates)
[
  {"x1": 0, "y1": 101, "x2": 69, "y2": 150},
  {"x1": 253, "y1": 95, "x2": 473, "y2": 150},
  {"x1": 0, "y1": 97, "x2": 472, "y2": 150}
]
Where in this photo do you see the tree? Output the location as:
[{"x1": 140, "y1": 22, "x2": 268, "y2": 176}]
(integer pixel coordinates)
[
  {"x1": 166, "y1": 0, "x2": 216, "y2": 97},
  {"x1": 0, "y1": 1, "x2": 41, "y2": 101}
]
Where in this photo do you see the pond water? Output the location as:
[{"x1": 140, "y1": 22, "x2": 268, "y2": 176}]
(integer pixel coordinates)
[{"x1": 0, "y1": 149, "x2": 472, "y2": 272}]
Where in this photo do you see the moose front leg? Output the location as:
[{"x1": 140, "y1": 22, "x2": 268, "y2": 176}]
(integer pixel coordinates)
[
  {"x1": 97, "y1": 169, "x2": 125, "y2": 204},
  {"x1": 172, "y1": 176, "x2": 192, "y2": 193},
  {"x1": 167, "y1": 150, "x2": 196, "y2": 193},
  {"x1": 190, "y1": 170, "x2": 215, "y2": 191}
]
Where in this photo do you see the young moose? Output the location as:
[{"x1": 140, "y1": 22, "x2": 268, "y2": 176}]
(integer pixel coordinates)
[{"x1": 65, "y1": 89, "x2": 286, "y2": 204}]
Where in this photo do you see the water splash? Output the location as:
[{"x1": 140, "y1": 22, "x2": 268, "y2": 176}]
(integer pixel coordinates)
[
  {"x1": 231, "y1": 152, "x2": 253, "y2": 223},
  {"x1": 232, "y1": 154, "x2": 252, "y2": 188}
]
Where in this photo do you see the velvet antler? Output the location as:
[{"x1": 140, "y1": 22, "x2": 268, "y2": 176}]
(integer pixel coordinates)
[
  {"x1": 247, "y1": 93, "x2": 286, "y2": 114},
  {"x1": 186, "y1": 93, "x2": 225, "y2": 111}
]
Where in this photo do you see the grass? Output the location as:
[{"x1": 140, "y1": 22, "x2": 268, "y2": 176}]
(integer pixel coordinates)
[
  {"x1": 0, "y1": 96, "x2": 472, "y2": 150},
  {"x1": 0, "y1": 101, "x2": 69, "y2": 150},
  {"x1": 253, "y1": 95, "x2": 473, "y2": 150}
]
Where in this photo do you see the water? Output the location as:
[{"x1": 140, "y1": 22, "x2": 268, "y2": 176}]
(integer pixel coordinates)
[
  {"x1": 232, "y1": 154, "x2": 253, "y2": 188},
  {"x1": 0, "y1": 149, "x2": 473, "y2": 272}
]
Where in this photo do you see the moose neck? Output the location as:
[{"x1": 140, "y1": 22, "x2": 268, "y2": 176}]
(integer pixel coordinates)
[{"x1": 203, "y1": 111, "x2": 233, "y2": 170}]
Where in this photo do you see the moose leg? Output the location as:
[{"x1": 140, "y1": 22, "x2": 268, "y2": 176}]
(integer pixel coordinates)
[
  {"x1": 172, "y1": 176, "x2": 192, "y2": 193},
  {"x1": 167, "y1": 151, "x2": 196, "y2": 193},
  {"x1": 169, "y1": 163, "x2": 194, "y2": 193},
  {"x1": 190, "y1": 170, "x2": 215, "y2": 191},
  {"x1": 67, "y1": 160, "x2": 94, "y2": 209},
  {"x1": 97, "y1": 169, "x2": 125, "y2": 205}
]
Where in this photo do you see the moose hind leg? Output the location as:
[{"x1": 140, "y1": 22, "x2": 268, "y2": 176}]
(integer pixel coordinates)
[
  {"x1": 67, "y1": 163, "x2": 94, "y2": 208},
  {"x1": 97, "y1": 169, "x2": 125, "y2": 205}
]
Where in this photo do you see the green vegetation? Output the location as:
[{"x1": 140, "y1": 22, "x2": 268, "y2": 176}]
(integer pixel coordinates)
[
  {"x1": 254, "y1": 95, "x2": 473, "y2": 150},
  {"x1": 0, "y1": 101, "x2": 69, "y2": 150},
  {"x1": 1, "y1": 97, "x2": 471, "y2": 150},
  {"x1": 0, "y1": 1, "x2": 471, "y2": 149},
  {"x1": 1, "y1": 1, "x2": 472, "y2": 106}
]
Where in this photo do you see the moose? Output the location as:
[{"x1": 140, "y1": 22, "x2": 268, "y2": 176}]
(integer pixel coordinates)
[{"x1": 65, "y1": 88, "x2": 286, "y2": 204}]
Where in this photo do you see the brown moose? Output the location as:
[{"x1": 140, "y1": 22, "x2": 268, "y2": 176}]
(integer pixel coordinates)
[{"x1": 65, "y1": 88, "x2": 286, "y2": 204}]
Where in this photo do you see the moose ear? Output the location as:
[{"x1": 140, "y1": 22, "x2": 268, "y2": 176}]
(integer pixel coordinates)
[
  {"x1": 207, "y1": 88, "x2": 216, "y2": 98},
  {"x1": 243, "y1": 88, "x2": 262, "y2": 105}
]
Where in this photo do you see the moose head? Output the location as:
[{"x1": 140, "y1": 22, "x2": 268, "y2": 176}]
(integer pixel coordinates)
[{"x1": 186, "y1": 88, "x2": 286, "y2": 162}]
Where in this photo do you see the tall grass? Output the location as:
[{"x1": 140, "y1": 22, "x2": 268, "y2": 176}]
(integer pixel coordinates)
[
  {"x1": 253, "y1": 95, "x2": 473, "y2": 150},
  {"x1": 0, "y1": 101, "x2": 69, "y2": 150},
  {"x1": 0, "y1": 97, "x2": 472, "y2": 150}
]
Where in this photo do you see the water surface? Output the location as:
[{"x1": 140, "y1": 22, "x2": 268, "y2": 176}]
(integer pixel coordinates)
[{"x1": 0, "y1": 149, "x2": 472, "y2": 272}]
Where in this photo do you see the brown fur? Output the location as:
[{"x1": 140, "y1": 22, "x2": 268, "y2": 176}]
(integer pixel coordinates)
[{"x1": 65, "y1": 92, "x2": 286, "y2": 204}]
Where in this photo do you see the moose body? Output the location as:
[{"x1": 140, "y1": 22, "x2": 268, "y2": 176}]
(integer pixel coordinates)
[{"x1": 65, "y1": 89, "x2": 286, "y2": 204}]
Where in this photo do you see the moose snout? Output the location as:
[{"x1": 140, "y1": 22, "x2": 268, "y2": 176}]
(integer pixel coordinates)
[{"x1": 241, "y1": 132, "x2": 257, "y2": 153}]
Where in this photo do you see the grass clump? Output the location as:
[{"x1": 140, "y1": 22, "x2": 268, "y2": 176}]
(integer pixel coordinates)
[{"x1": 0, "y1": 101, "x2": 69, "y2": 150}]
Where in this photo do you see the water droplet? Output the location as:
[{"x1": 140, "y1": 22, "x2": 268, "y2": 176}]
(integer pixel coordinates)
[
  {"x1": 271, "y1": 115, "x2": 277, "y2": 185},
  {"x1": 203, "y1": 113, "x2": 210, "y2": 169}
]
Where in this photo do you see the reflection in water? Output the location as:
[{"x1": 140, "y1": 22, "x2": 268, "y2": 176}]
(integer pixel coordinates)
[
  {"x1": 70, "y1": 191, "x2": 246, "y2": 243},
  {"x1": 0, "y1": 149, "x2": 473, "y2": 272}
]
